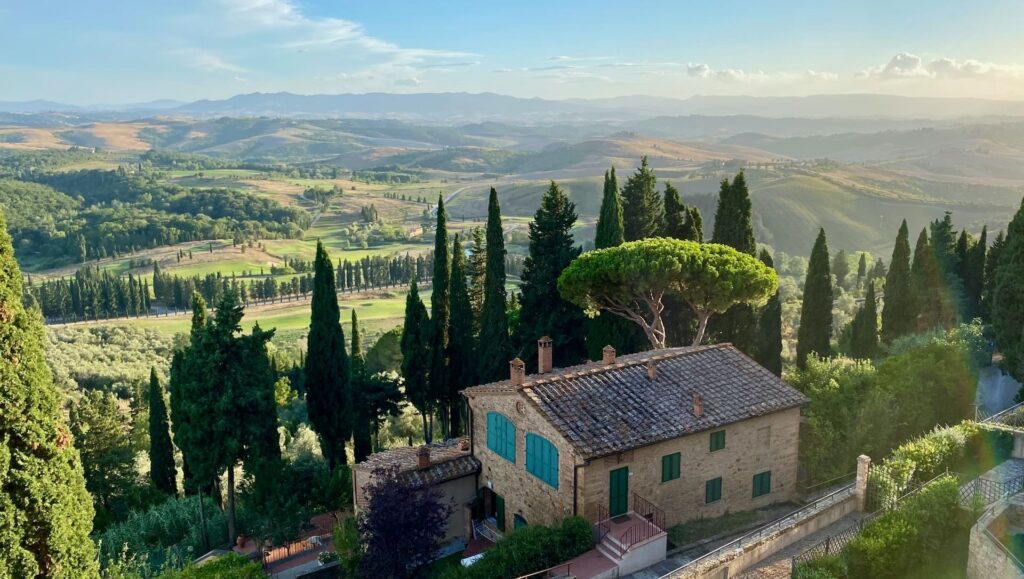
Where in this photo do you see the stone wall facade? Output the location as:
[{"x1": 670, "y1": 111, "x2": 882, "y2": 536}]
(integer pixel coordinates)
[
  {"x1": 468, "y1": 388, "x2": 801, "y2": 530},
  {"x1": 967, "y1": 497, "x2": 1024, "y2": 579}
]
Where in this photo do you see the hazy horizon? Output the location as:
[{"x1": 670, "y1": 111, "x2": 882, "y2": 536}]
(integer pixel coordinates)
[{"x1": 4, "y1": 0, "x2": 1024, "y2": 103}]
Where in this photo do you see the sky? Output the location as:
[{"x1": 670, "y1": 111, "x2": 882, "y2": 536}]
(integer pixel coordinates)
[{"x1": 4, "y1": 0, "x2": 1024, "y2": 104}]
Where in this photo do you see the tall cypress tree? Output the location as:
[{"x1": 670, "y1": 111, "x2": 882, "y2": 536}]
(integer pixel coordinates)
[
  {"x1": 0, "y1": 211, "x2": 98, "y2": 578},
  {"x1": 711, "y1": 171, "x2": 756, "y2": 255},
  {"x1": 466, "y1": 227, "x2": 487, "y2": 327},
  {"x1": 881, "y1": 220, "x2": 916, "y2": 342},
  {"x1": 710, "y1": 171, "x2": 757, "y2": 353},
  {"x1": 595, "y1": 168, "x2": 625, "y2": 249},
  {"x1": 832, "y1": 250, "x2": 850, "y2": 289},
  {"x1": 850, "y1": 283, "x2": 879, "y2": 360},
  {"x1": 662, "y1": 182, "x2": 688, "y2": 240},
  {"x1": 447, "y1": 234, "x2": 474, "y2": 437},
  {"x1": 305, "y1": 241, "x2": 351, "y2": 469},
  {"x1": 752, "y1": 249, "x2": 783, "y2": 376},
  {"x1": 588, "y1": 168, "x2": 639, "y2": 359},
  {"x1": 912, "y1": 228, "x2": 956, "y2": 331},
  {"x1": 983, "y1": 229, "x2": 1007, "y2": 320},
  {"x1": 796, "y1": 228, "x2": 833, "y2": 368},
  {"x1": 857, "y1": 252, "x2": 868, "y2": 282},
  {"x1": 401, "y1": 279, "x2": 433, "y2": 441},
  {"x1": 148, "y1": 367, "x2": 177, "y2": 495},
  {"x1": 477, "y1": 188, "x2": 511, "y2": 383},
  {"x1": 682, "y1": 206, "x2": 704, "y2": 243},
  {"x1": 993, "y1": 201, "x2": 1024, "y2": 380},
  {"x1": 621, "y1": 156, "x2": 663, "y2": 241},
  {"x1": 428, "y1": 196, "x2": 451, "y2": 437},
  {"x1": 517, "y1": 181, "x2": 587, "y2": 370},
  {"x1": 351, "y1": 311, "x2": 372, "y2": 462},
  {"x1": 964, "y1": 226, "x2": 987, "y2": 319}
]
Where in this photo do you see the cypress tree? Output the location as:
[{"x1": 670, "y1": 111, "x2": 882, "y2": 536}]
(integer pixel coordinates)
[
  {"x1": 849, "y1": 283, "x2": 879, "y2": 360},
  {"x1": 711, "y1": 171, "x2": 756, "y2": 255},
  {"x1": 148, "y1": 368, "x2": 177, "y2": 495},
  {"x1": 305, "y1": 241, "x2": 351, "y2": 469},
  {"x1": 0, "y1": 211, "x2": 98, "y2": 578},
  {"x1": 752, "y1": 249, "x2": 783, "y2": 376},
  {"x1": 428, "y1": 196, "x2": 451, "y2": 437},
  {"x1": 857, "y1": 252, "x2": 868, "y2": 281},
  {"x1": 662, "y1": 182, "x2": 688, "y2": 239},
  {"x1": 595, "y1": 168, "x2": 625, "y2": 249},
  {"x1": 832, "y1": 249, "x2": 850, "y2": 289},
  {"x1": 351, "y1": 311, "x2": 372, "y2": 462},
  {"x1": 964, "y1": 226, "x2": 987, "y2": 319},
  {"x1": 912, "y1": 228, "x2": 956, "y2": 331},
  {"x1": 447, "y1": 234, "x2": 474, "y2": 437},
  {"x1": 682, "y1": 206, "x2": 704, "y2": 243},
  {"x1": 621, "y1": 156, "x2": 663, "y2": 241},
  {"x1": 984, "y1": 230, "x2": 1007, "y2": 319},
  {"x1": 477, "y1": 188, "x2": 512, "y2": 383},
  {"x1": 588, "y1": 168, "x2": 639, "y2": 359},
  {"x1": 517, "y1": 181, "x2": 587, "y2": 370},
  {"x1": 993, "y1": 201, "x2": 1024, "y2": 380},
  {"x1": 796, "y1": 228, "x2": 833, "y2": 368},
  {"x1": 710, "y1": 171, "x2": 757, "y2": 353},
  {"x1": 466, "y1": 227, "x2": 486, "y2": 325},
  {"x1": 401, "y1": 279, "x2": 433, "y2": 441},
  {"x1": 881, "y1": 220, "x2": 916, "y2": 342}
]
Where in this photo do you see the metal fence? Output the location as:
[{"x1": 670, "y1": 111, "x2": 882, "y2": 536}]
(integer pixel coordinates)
[
  {"x1": 960, "y1": 473, "x2": 1024, "y2": 508},
  {"x1": 790, "y1": 519, "x2": 866, "y2": 569},
  {"x1": 658, "y1": 483, "x2": 855, "y2": 578}
]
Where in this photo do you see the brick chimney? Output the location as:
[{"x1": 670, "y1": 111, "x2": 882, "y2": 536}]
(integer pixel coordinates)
[
  {"x1": 693, "y1": 394, "x2": 704, "y2": 418},
  {"x1": 647, "y1": 360, "x2": 657, "y2": 380},
  {"x1": 510, "y1": 358, "x2": 526, "y2": 386},
  {"x1": 416, "y1": 446, "x2": 431, "y2": 469},
  {"x1": 538, "y1": 336, "x2": 553, "y2": 374},
  {"x1": 602, "y1": 345, "x2": 616, "y2": 365}
]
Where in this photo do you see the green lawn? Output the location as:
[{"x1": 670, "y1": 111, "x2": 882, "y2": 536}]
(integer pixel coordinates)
[{"x1": 667, "y1": 510, "x2": 762, "y2": 548}]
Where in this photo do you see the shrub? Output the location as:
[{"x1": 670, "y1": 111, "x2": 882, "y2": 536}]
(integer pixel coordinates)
[
  {"x1": 154, "y1": 553, "x2": 264, "y2": 578},
  {"x1": 792, "y1": 555, "x2": 846, "y2": 579},
  {"x1": 447, "y1": 516, "x2": 595, "y2": 579},
  {"x1": 846, "y1": 476, "x2": 962, "y2": 579}
]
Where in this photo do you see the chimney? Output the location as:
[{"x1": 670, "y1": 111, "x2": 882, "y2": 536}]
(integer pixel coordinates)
[
  {"x1": 647, "y1": 360, "x2": 657, "y2": 380},
  {"x1": 693, "y1": 394, "x2": 704, "y2": 418},
  {"x1": 538, "y1": 336, "x2": 553, "y2": 374},
  {"x1": 416, "y1": 446, "x2": 431, "y2": 469},
  {"x1": 602, "y1": 345, "x2": 616, "y2": 365},
  {"x1": 510, "y1": 358, "x2": 526, "y2": 386}
]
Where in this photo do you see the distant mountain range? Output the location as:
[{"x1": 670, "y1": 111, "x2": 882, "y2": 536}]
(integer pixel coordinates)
[{"x1": 5, "y1": 91, "x2": 1024, "y2": 123}]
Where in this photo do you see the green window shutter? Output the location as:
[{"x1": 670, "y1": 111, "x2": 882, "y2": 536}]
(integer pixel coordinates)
[
  {"x1": 710, "y1": 431, "x2": 726, "y2": 452},
  {"x1": 705, "y1": 477, "x2": 722, "y2": 503},
  {"x1": 505, "y1": 420, "x2": 517, "y2": 463},
  {"x1": 661, "y1": 453, "x2": 680, "y2": 482},
  {"x1": 525, "y1": 433, "x2": 559, "y2": 488},
  {"x1": 487, "y1": 413, "x2": 516, "y2": 463},
  {"x1": 753, "y1": 471, "x2": 772, "y2": 497},
  {"x1": 487, "y1": 412, "x2": 496, "y2": 452},
  {"x1": 496, "y1": 494, "x2": 506, "y2": 532}
]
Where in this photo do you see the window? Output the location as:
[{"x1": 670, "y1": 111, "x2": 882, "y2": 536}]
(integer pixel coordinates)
[
  {"x1": 661, "y1": 452, "x2": 681, "y2": 482},
  {"x1": 709, "y1": 430, "x2": 726, "y2": 452},
  {"x1": 525, "y1": 433, "x2": 559, "y2": 488},
  {"x1": 486, "y1": 412, "x2": 516, "y2": 463},
  {"x1": 705, "y1": 477, "x2": 722, "y2": 503},
  {"x1": 753, "y1": 471, "x2": 772, "y2": 498}
]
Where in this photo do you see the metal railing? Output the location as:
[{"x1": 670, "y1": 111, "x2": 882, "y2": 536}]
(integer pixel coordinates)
[
  {"x1": 261, "y1": 530, "x2": 332, "y2": 570},
  {"x1": 514, "y1": 562, "x2": 578, "y2": 579},
  {"x1": 595, "y1": 504, "x2": 611, "y2": 543},
  {"x1": 960, "y1": 473, "x2": 1024, "y2": 508},
  {"x1": 633, "y1": 492, "x2": 666, "y2": 532},
  {"x1": 619, "y1": 517, "x2": 663, "y2": 552},
  {"x1": 790, "y1": 519, "x2": 866, "y2": 570},
  {"x1": 985, "y1": 526, "x2": 1024, "y2": 572},
  {"x1": 658, "y1": 483, "x2": 856, "y2": 578}
]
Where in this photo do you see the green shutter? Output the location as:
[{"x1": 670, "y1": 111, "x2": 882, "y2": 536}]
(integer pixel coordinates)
[
  {"x1": 710, "y1": 431, "x2": 726, "y2": 452},
  {"x1": 753, "y1": 471, "x2": 772, "y2": 497},
  {"x1": 662, "y1": 453, "x2": 680, "y2": 482},
  {"x1": 705, "y1": 477, "x2": 722, "y2": 503},
  {"x1": 487, "y1": 412, "x2": 516, "y2": 463},
  {"x1": 496, "y1": 494, "x2": 506, "y2": 531},
  {"x1": 525, "y1": 433, "x2": 559, "y2": 488}
]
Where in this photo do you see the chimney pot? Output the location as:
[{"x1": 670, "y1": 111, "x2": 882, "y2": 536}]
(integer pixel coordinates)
[
  {"x1": 510, "y1": 358, "x2": 526, "y2": 386},
  {"x1": 538, "y1": 336, "x2": 553, "y2": 374},
  {"x1": 416, "y1": 446, "x2": 431, "y2": 469},
  {"x1": 693, "y1": 394, "x2": 704, "y2": 418},
  {"x1": 647, "y1": 360, "x2": 657, "y2": 380},
  {"x1": 602, "y1": 345, "x2": 616, "y2": 365}
]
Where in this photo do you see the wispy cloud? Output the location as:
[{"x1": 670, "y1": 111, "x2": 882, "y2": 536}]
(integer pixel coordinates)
[
  {"x1": 177, "y1": 49, "x2": 246, "y2": 73},
  {"x1": 859, "y1": 53, "x2": 1024, "y2": 80}
]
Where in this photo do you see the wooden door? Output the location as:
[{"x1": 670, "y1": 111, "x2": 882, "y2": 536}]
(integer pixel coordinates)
[{"x1": 609, "y1": 467, "x2": 629, "y2": 517}]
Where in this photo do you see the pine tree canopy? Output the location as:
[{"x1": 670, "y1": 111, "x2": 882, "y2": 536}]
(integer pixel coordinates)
[
  {"x1": 621, "y1": 157, "x2": 663, "y2": 241},
  {"x1": 517, "y1": 181, "x2": 587, "y2": 370},
  {"x1": 0, "y1": 209, "x2": 99, "y2": 578},
  {"x1": 796, "y1": 228, "x2": 833, "y2": 368}
]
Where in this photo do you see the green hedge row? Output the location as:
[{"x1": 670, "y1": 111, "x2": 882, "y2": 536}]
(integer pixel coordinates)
[
  {"x1": 794, "y1": 476, "x2": 969, "y2": 579},
  {"x1": 436, "y1": 517, "x2": 593, "y2": 579}
]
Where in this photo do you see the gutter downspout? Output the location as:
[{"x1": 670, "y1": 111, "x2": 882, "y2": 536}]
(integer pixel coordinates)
[{"x1": 573, "y1": 460, "x2": 588, "y2": 517}]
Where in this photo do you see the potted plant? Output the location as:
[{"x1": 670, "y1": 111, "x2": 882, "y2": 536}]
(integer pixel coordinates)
[{"x1": 318, "y1": 551, "x2": 340, "y2": 566}]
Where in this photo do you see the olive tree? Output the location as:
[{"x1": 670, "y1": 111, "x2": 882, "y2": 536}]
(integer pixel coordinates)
[{"x1": 558, "y1": 238, "x2": 777, "y2": 349}]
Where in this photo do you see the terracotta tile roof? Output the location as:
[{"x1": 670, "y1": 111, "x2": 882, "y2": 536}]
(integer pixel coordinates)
[
  {"x1": 465, "y1": 344, "x2": 808, "y2": 459},
  {"x1": 354, "y1": 436, "x2": 480, "y2": 488}
]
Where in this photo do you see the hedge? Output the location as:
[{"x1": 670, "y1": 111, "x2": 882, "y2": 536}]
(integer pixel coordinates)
[{"x1": 438, "y1": 517, "x2": 593, "y2": 579}]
